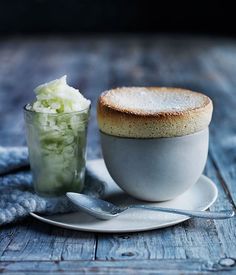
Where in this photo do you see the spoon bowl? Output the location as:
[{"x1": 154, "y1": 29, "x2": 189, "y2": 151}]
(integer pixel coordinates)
[{"x1": 67, "y1": 192, "x2": 123, "y2": 219}]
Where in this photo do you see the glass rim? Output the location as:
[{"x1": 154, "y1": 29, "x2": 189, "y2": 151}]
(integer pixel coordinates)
[{"x1": 23, "y1": 103, "x2": 91, "y2": 116}]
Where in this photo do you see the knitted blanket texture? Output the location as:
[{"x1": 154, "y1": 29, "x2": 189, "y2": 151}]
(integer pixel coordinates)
[{"x1": 0, "y1": 146, "x2": 105, "y2": 225}]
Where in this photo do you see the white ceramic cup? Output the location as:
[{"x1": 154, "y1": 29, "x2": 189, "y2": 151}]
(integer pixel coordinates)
[{"x1": 100, "y1": 128, "x2": 209, "y2": 201}]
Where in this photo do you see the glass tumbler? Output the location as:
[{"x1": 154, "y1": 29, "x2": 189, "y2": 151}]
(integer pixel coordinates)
[{"x1": 24, "y1": 106, "x2": 90, "y2": 197}]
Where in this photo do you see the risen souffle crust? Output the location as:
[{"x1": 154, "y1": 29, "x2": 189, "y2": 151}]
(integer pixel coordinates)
[{"x1": 97, "y1": 87, "x2": 213, "y2": 138}]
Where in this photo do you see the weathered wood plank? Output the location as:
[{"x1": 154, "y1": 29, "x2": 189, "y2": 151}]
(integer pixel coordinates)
[
  {"x1": 197, "y1": 50, "x2": 236, "y2": 208},
  {"x1": 0, "y1": 225, "x2": 18, "y2": 257},
  {"x1": 1, "y1": 259, "x2": 236, "y2": 274},
  {"x1": 0, "y1": 219, "x2": 96, "y2": 261},
  {"x1": 205, "y1": 155, "x2": 236, "y2": 259}
]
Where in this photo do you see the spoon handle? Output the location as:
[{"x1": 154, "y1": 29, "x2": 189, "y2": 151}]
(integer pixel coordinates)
[{"x1": 130, "y1": 205, "x2": 235, "y2": 219}]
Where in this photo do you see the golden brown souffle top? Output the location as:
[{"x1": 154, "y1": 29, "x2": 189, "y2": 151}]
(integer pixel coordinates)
[{"x1": 97, "y1": 87, "x2": 213, "y2": 138}]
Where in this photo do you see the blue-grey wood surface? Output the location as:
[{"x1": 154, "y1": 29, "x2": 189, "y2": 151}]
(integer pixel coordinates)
[{"x1": 0, "y1": 35, "x2": 236, "y2": 274}]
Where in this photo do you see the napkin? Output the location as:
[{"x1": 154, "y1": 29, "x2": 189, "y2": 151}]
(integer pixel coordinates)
[{"x1": 0, "y1": 146, "x2": 106, "y2": 226}]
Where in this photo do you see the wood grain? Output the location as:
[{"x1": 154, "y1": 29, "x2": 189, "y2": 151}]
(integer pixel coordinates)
[
  {"x1": 1, "y1": 259, "x2": 236, "y2": 274},
  {"x1": 0, "y1": 219, "x2": 96, "y2": 261},
  {"x1": 0, "y1": 35, "x2": 236, "y2": 274}
]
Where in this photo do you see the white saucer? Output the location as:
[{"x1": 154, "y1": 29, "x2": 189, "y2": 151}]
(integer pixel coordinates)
[{"x1": 31, "y1": 159, "x2": 218, "y2": 233}]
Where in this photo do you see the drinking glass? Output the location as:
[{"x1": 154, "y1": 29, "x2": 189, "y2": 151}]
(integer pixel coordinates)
[{"x1": 24, "y1": 106, "x2": 90, "y2": 197}]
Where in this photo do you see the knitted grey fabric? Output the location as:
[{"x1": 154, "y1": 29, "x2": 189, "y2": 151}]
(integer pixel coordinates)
[
  {"x1": 0, "y1": 146, "x2": 29, "y2": 174},
  {"x1": 0, "y1": 146, "x2": 106, "y2": 226}
]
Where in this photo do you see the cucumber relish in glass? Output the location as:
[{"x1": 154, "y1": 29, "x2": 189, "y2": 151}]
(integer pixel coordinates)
[{"x1": 24, "y1": 76, "x2": 91, "y2": 197}]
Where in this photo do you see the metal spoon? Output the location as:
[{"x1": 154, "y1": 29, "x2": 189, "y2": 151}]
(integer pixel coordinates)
[{"x1": 66, "y1": 192, "x2": 235, "y2": 220}]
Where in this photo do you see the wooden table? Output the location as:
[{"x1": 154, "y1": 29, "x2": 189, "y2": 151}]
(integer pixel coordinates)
[{"x1": 0, "y1": 35, "x2": 236, "y2": 274}]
